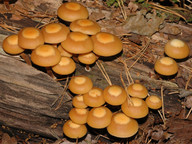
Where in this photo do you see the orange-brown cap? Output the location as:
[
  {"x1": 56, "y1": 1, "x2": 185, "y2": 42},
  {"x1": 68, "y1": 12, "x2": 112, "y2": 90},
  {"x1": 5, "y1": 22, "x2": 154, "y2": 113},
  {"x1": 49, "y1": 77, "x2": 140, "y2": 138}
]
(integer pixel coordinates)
[
  {"x1": 68, "y1": 75, "x2": 93, "y2": 94},
  {"x1": 69, "y1": 108, "x2": 89, "y2": 124},
  {"x1": 61, "y1": 32, "x2": 93, "y2": 54},
  {"x1": 18, "y1": 27, "x2": 44, "y2": 49},
  {"x1": 127, "y1": 83, "x2": 148, "y2": 99},
  {"x1": 164, "y1": 39, "x2": 190, "y2": 59},
  {"x1": 70, "y1": 19, "x2": 101, "y2": 35},
  {"x1": 57, "y1": 2, "x2": 89, "y2": 22},
  {"x1": 154, "y1": 57, "x2": 178, "y2": 76},
  {"x1": 57, "y1": 45, "x2": 72, "y2": 57},
  {"x1": 41, "y1": 23, "x2": 70, "y2": 44},
  {"x1": 2, "y1": 34, "x2": 24, "y2": 55},
  {"x1": 91, "y1": 32, "x2": 122, "y2": 57},
  {"x1": 63, "y1": 120, "x2": 87, "y2": 139},
  {"x1": 31, "y1": 44, "x2": 61, "y2": 67},
  {"x1": 78, "y1": 52, "x2": 97, "y2": 65},
  {"x1": 145, "y1": 95, "x2": 162, "y2": 110},
  {"x1": 72, "y1": 95, "x2": 88, "y2": 108},
  {"x1": 107, "y1": 112, "x2": 138, "y2": 138}
]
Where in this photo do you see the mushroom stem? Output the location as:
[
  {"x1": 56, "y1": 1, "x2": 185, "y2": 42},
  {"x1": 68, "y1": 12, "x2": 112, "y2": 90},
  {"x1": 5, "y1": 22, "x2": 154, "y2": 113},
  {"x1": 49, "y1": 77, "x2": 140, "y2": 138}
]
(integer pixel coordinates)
[
  {"x1": 85, "y1": 64, "x2": 91, "y2": 72},
  {"x1": 20, "y1": 53, "x2": 32, "y2": 65},
  {"x1": 46, "y1": 67, "x2": 56, "y2": 79}
]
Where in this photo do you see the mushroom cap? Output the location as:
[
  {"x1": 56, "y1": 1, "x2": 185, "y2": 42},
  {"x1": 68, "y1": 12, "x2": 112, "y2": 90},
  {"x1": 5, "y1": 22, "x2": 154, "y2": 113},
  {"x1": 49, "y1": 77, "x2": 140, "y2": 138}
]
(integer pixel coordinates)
[
  {"x1": 164, "y1": 39, "x2": 190, "y2": 59},
  {"x1": 72, "y1": 95, "x2": 88, "y2": 108},
  {"x1": 91, "y1": 32, "x2": 123, "y2": 57},
  {"x1": 103, "y1": 85, "x2": 127, "y2": 106},
  {"x1": 107, "y1": 112, "x2": 139, "y2": 138},
  {"x1": 154, "y1": 57, "x2": 178, "y2": 76},
  {"x1": 57, "y1": 2, "x2": 89, "y2": 22},
  {"x1": 69, "y1": 108, "x2": 89, "y2": 124},
  {"x1": 18, "y1": 27, "x2": 44, "y2": 49},
  {"x1": 61, "y1": 32, "x2": 93, "y2": 54},
  {"x1": 70, "y1": 19, "x2": 101, "y2": 35},
  {"x1": 52, "y1": 56, "x2": 76, "y2": 75},
  {"x1": 68, "y1": 75, "x2": 93, "y2": 94},
  {"x1": 58, "y1": 45, "x2": 72, "y2": 57},
  {"x1": 3, "y1": 34, "x2": 24, "y2": 55},
  {"x1": 83, "y1": 87, "x2": 105, "y2": 107},
  {"x1": 41, "y1": 23, "x2": 70, "y2": 44},
  {"x1": 63, "y1": 120, "x2": 87, "y2": 139},
  {"x1": 31, "y1": 44, "x2": 61, "y2": 67},
  {"x1": 78, "y1": 52, "x2": 97, "y2": 65},
  {"x1": 121, "y1": 97, "x2": 149, "y2": 119},
  {"x1": 87, "y1": 106, "x2": 112, "y2": 129},
  {"x1": 145, "y1": 95, "x2": 162, "y2": 110},
  {"x1": 127, "y1": 83, "x2": 148, "y2": 99}
]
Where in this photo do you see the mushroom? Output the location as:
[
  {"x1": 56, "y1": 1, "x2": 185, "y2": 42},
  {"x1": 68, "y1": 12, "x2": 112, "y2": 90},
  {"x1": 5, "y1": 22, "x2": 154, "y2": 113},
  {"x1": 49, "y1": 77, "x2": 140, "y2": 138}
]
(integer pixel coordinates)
[
  {"x1": 145, "y1": 95, "x2": 162, "y2": 110},
  {"x1": 121, "y1": 97, "x2": 149, "y2": 119},
  {"x1": 69, "y1": 108, "x2": 89, "y2": 124},
  {"x1": 68, "y1": 75, "x2": 93, "y2": 94},
  {"x1": 127, "y1": 83, "x2": 148, "y2": 99},
  {"x1": 107, "y1": 112, "x2": 139, "y2": 138},
  {"x1": 63, "y1": 120, "x2": 87, "y2": 139},
  {"x1": 164, "y1": 39, "x2": 190, "y2": 59},
  {"x1": 57, "y1": 2, "x2": 89, "y2": 22},
  {"x1": 58, "y1": 44, "x2": 72, "y2": 57},
  {"x1": 103, "y1": 85, "x2": 127, "y2": 106},
  {"x1": 154, "y1": 57, "x2": 178, "y2": 76},
  {"x1": 87, "y1": 106, "x2": 112, "y2": 129},
  {"x1": 70, "y1": 19, "x2": 101, "y2": 35},
  {"x1": 72, "y1": 95, "x2": 88, "y2": 108},
  {"x1": 83, "y1": 87, "x2": 105, "y2": 107}
]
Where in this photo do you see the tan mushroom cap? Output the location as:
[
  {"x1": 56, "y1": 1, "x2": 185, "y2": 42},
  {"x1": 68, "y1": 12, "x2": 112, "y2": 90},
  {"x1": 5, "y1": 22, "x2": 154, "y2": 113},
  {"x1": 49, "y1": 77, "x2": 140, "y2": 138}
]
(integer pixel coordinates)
[
  {"x1": 103, "y1": 85, "x2": 127, "y2": 106},
  {"x1": 41, "y1": 23, "x2": 70, "y2": 44},
  {"x1": 83, "y1": 87, "x2": 105, "y2": 107},
  {"x1": 68, "y1": 75, "x2": 93, "y2": 94},
  {"x1": 121, "y1": 97, "x2": 149, "y2": 119},
  {"x1": 70, "y1": 19, "x2": 101, "y2": 35},
  {"x1": 61, "y1": 32, "x2": 93, "y2": 54},
  {"x1": 63, "y1": 120, "x2": 87, "y2": 139},
  {"x1": 31, "y1": 44, "x2": 61, "y2": 67},
  {"x1": 57, "y1": 2, "x2": 89, "y2": 22},
  {"x1": 154, "y1": 57, "x2": 178, "y2": 76},
  {"x1": 78, "y1": 52, "x2": 98, "y2": 65},
  {"x1": 107, "y1": 112, "x2": 139, "y2": 138},
  {"x1": 52, "y1": 56, "x2": 76, "y2": 75},
  {"x1": 164, "y1": 39, "x2": 190, "y2": 59},
  {"x1": 3, "y1": 34, "x2": 24, "y2": 55},
  {"x1": 72, "y1": 95, "x2": 88, "y2": 108},
  {"x1": 69, "y1": 108, "x2": 89, "y2": 124},
  {"x1": 91, "y1": 32, "x2": 123, "y2": 57},
  {"x1": 58, "y1": 45, "x2": 72, "y2": 57},
  {"x1": 146, "y1": 95, "x2": 162, "y2": 110},
  {"x1": 87, "y1": 106, "x2": 112, "y2": 129},
  {"x1": 127, "y1": 83, "x2": 148, "y2": 99},
  {"x1": 18, "y1": 27, "x2": 44, "y2": 49}
]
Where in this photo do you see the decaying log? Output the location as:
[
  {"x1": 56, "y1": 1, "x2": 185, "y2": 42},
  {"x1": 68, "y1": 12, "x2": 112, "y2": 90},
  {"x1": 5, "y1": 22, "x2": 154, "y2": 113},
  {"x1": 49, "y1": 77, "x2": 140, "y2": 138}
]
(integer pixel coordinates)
[{"x1": 0, "y1": 54, "x2": 72, "y2": 138}]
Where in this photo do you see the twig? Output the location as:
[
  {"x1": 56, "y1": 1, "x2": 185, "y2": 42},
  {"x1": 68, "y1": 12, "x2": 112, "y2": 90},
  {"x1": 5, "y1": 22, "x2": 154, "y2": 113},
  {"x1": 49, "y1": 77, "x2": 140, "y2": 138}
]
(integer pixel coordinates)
[
  {"x1": 160, "y1": 86, "x2": 166, "y2": 127},
  {"x1": 185, "y1": 107, "x2": 192, "y2": 119},
  {"x1": 117, "y1": 0, "x2": 127, "y2": 20}
]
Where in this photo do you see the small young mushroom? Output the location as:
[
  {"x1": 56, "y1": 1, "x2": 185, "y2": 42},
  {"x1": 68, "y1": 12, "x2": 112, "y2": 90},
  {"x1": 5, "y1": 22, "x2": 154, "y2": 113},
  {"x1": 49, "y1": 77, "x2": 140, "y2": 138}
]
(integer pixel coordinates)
[
  {"x1": 72, "y1": 95, "x2": 88, "y2": 108},
  {"x1": 107, "y1": 112, "x2": 139, "y2": 138},
  {"x1": 57, "y1": 2, "x2": 89, "y2": 22},
  {"x1": 164, "y1": 39, "x2": 190, "y2": 59},
  {"x1": 145, "y1": 95, "x2": 162, "y2": 110},
  {"x1": 127, "y1": 83, "x2": 148, "y2": 99},
  {"x1": 154, "y1": 57, "x2": 178, "y2": 76},
  {"x1": 69, "y1": 108, "x2": 89, "y2": 124}
]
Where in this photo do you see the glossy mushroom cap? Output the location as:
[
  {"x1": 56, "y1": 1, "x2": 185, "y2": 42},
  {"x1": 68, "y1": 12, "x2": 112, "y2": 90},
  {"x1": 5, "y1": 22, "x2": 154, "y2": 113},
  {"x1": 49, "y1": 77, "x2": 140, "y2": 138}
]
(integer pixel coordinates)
[
  {"x1": 164, "y1": 39, "x2": 190, "y2": 59},
  {"x1": 58, "y1": 45, "x2": 72, "y2": 57},
  {"x1": 69, "y1": 108, "x2": 89, "y2": 124},
  {"x1": 57, "y1": 2, "x2": 89, "y2": 22},
  {"x1": 41, "y1": 23, "x2": 70, "y2": 44},
  {"x1": 68, "y1": 75, "x2": 93, "y2": 94},
  {"x1": 78, "y1": 52, "x2": 97, "y2": 65},
  {"x1": 103, "y1": 85, "x2": 127, "y2": 106},
  {"x1": 87, "y1": 106, "x2": 112, "y2": 129},
  {"x1": 83, "y1": 87, "x2": 105, "y2": 107},
  {"x1": 121, "y1": 97, "x2": 149, "y2": 119},
  {"x1": 146, "y1": 95, "x2": 162, "y2": 110},
  {"x1": 61, "y1": 32, "x2": 93, "y2": 54},
  {"x1": 31, "y1": 44, "x2": 61, "y2": 67},
  {"x1": 91, "y1": 32, "x2": 122, "y2": 57},
  {"x1": 127, "y1": 83, "x2": 148, "y2": 99},
  {"x1": 70, "y1": 19, "x2": 101, "y2": 35},
  {"x1": 52, "y1": 56, "x2": 76, "y2": 75},
  {"x1": 18, "y1": 27, "x2": 44, "y2": 49},
  {"x1": 63, "y1": 120, "x2": 87, "y2": 139},
  {"x1": 72, "y1": 95, "x2": 88, "y2": 108},
  {"x1": 3, "y1": 34, "x2": 24, "y2": 55},
  {"x1": 154, "y1": 57, "x2": 178, "y2": 76},
  {"x1": 107, "y1": 113, "x2": 139, "y2": 138}
]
